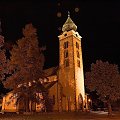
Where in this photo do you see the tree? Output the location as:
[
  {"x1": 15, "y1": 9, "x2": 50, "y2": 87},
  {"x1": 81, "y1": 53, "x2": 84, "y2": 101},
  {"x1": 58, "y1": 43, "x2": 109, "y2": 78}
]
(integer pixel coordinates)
[
  {"x1": 0, "y1": 35, "x2": 7, "y2": 81},
  {"x1": 85, "y1": 60, "x2": 120, "y2": 115},
  {"x1": 0, "y1": 35, "x2": 10, "y2": 97},
  {"x1": 4, "y1": 23, "x2": 47, "y2": 112}
]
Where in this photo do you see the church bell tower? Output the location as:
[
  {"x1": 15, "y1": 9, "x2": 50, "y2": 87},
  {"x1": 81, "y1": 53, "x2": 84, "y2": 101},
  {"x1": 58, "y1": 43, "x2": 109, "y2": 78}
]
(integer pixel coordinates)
[{"x1": 58, "y1": 12, "x2": 85, "y2": 111}]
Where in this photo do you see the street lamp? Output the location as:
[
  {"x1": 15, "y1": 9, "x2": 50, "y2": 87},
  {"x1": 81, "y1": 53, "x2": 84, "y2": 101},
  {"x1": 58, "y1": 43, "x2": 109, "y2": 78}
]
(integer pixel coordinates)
[{"x1": 88, "y1": 98, "x2": 92, "y2": 110}]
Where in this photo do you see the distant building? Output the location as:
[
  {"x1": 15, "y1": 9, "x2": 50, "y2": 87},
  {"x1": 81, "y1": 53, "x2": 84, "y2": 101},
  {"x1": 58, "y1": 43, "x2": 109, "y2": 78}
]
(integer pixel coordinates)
[{"x1": 2, "y1": 13, "x2": 87, "y2": 113}]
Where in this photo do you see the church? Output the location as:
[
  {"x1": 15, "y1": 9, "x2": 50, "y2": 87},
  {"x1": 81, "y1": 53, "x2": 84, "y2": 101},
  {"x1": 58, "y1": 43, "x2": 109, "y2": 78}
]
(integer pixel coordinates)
[{"x1": 1, "y1": 13, "x2": 87, "y2": 113}]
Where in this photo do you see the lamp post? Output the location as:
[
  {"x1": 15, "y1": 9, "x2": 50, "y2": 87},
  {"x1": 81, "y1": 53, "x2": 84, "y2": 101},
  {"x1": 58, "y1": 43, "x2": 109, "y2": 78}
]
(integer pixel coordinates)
[{"x1": 88, "y1": 98, "x2": 92, "y2": 110}]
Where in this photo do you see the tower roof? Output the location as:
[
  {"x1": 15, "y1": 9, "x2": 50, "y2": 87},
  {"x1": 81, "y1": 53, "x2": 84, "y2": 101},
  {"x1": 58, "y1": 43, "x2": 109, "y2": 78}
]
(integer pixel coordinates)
[{"x1": 62, "y1": 11, "x2": 77, "y2": 32}]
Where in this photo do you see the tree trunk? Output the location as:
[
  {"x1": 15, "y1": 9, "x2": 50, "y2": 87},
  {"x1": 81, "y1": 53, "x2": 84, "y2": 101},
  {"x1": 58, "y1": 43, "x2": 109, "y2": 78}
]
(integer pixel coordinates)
[
  {"x1": 25, "y1": 97, "x2": 30, "y2": 112},
  {"x1": 107, "y1": 100, "x2": 112, "y2": 116},
  {"x1": 43, "y1": 91, "x2": 53, "y2": 112}
]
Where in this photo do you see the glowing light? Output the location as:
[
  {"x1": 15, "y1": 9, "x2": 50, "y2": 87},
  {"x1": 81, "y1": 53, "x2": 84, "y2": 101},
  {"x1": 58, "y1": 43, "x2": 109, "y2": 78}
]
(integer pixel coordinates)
[
  {"x1": 88, "y1": 99, "x2": 91, "y2": 102},
  {"x1": 57, "y1": 12, "x2": 62, "y2": 17},
  {"x1": 57, "y1": 2, "x2": 61, "y2": 6},
  {"x1": 75, "y1": 7, "x2": 79, "y2": 12}
]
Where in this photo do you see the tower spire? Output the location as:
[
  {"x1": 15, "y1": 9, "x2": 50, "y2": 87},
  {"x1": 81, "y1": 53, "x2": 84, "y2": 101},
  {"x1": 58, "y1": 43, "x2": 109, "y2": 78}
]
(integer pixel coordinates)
[
  {"x1": 68, "y1": 11, "x2": 70, "y2": 17},
  {"x1": 62, "y1": 11, "x2": 77, "y2": 32}
]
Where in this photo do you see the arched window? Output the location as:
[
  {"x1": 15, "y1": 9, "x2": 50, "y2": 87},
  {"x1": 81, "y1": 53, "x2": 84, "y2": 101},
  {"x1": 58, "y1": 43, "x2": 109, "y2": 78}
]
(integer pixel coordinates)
[
  {"x1": 64, "y1": 59, "x2": 69, "y2": 67},
  {"x1": 76, "y1": 42, "x2": 79, "y2": 49},
  {"x1": 77, "y1": 51, "x2": 80, "y2": 58},
  {"x1": 64, "y1": 50, "x2": 68, "y2": 58},
  {"x1": 77, "y1": 60, "x2": 80, "y2": 67},
  {"x1": 64, "y1": 41, "x2": 68, "y2": 49}
]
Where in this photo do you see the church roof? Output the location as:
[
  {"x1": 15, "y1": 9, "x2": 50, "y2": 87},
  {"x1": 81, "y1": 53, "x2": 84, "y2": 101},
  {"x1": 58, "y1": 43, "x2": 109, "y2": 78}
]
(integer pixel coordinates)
[
  {"x1": 43, "y1": 66, "x2": 58, "y2": 77},
  {"x1": 62, "y1": 11, "x2": 77, "y2": 32},
  {"x1": 43, "y1": 81, "x2": 58, "y2": 90}
]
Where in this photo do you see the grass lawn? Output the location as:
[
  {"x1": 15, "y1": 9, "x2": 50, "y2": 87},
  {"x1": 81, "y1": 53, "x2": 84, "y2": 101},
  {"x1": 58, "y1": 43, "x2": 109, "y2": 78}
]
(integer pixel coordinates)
[{"x1": 0, "y1": 111, "x2": 120, "y2": 120}]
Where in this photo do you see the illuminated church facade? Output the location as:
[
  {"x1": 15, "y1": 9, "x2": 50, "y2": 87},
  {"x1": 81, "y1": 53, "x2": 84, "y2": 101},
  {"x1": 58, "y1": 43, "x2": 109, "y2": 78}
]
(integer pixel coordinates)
[{"x1": 2, "y1": 13, "x2": 86, "y2": 112}]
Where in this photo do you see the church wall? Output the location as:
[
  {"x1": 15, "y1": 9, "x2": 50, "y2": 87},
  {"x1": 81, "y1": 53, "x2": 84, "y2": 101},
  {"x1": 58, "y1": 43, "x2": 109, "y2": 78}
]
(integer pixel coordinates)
[
  {"x1": 73, "y1": 35, "x2": 85, "y2": 110},
  {"x1": 58, "y1": 31, "x2": 78, "y2": 111},
  {"x1": 2, "y1": 92, "x2": 17, "y2": 113},
  {"x1": 58, "y1": 30, "x2": 85, "y2": 111},
  {"x1": 2, "y1": 92, "x2": 46, "y2": 113},
  {"x1": 48, "y1": 82, "x2": 58, "y2": 111}
]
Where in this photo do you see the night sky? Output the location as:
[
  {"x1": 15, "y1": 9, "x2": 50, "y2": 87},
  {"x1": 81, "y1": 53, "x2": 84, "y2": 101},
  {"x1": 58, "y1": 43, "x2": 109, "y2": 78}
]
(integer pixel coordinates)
[{"x1": 0, "y1": 0, "x2": 120, "y2": 72}]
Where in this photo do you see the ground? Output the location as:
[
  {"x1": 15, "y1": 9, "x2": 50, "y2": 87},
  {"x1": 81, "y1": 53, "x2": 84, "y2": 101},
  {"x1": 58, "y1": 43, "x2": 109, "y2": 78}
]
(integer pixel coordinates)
[{"x1": 0, "y1": 111, "x2": 120, "y2": 120}]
